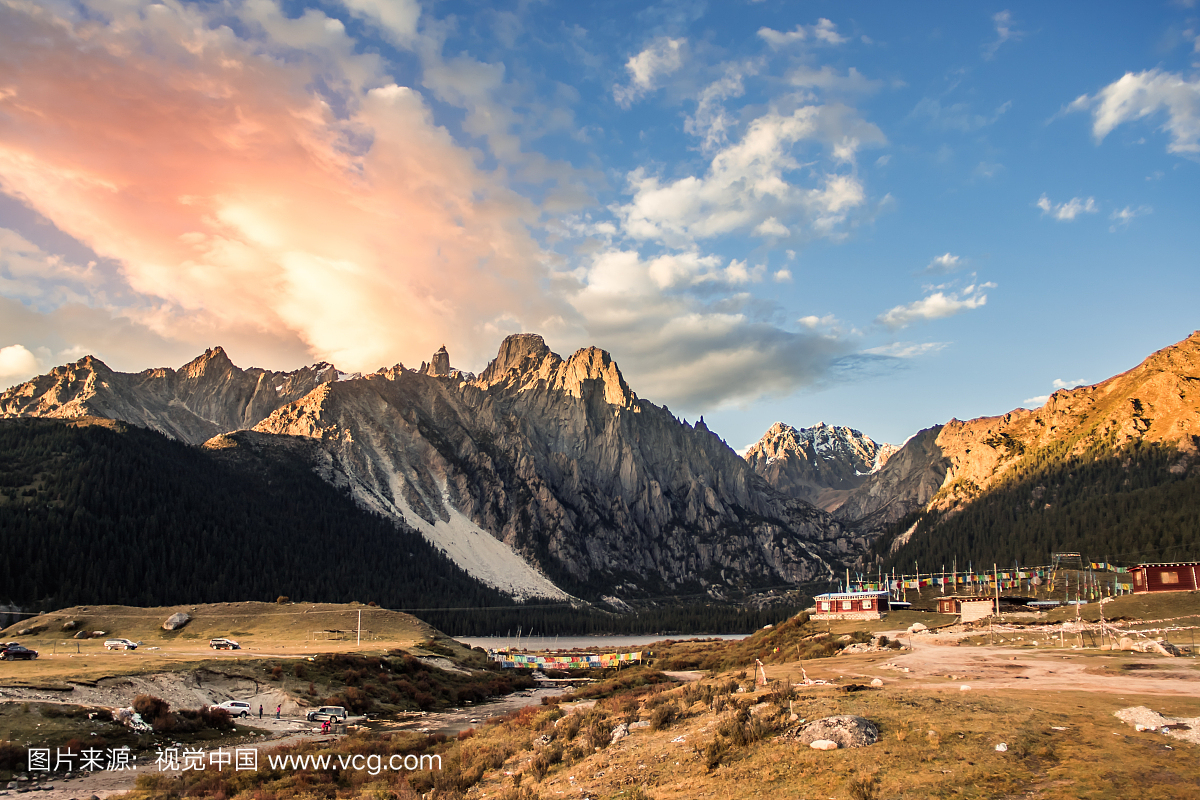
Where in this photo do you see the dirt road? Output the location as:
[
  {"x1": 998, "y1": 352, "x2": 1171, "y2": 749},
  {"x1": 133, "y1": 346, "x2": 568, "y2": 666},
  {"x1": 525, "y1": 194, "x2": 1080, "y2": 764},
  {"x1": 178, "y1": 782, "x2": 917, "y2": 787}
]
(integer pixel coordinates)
[{"x1": 779, "y1": 628, "x2": 1200, "y2": 696}]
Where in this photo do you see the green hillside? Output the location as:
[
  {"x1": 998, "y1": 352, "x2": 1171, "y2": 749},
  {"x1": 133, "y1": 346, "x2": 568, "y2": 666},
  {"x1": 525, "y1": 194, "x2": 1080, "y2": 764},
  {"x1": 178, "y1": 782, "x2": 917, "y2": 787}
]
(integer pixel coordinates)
[
  {"x1": 0, "y1": 418, "x2": 508, "y2": 611},
  {"x1": 874, "y1": 438, "x2": 1200, "y2": 570}
]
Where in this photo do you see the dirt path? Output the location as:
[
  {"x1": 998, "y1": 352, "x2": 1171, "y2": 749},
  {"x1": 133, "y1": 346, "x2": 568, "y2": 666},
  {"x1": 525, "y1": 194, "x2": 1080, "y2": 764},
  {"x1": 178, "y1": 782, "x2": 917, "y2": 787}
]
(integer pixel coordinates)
[
  {"x1": 782, "y1": 629, "x2": 1200, "y2": 696},
  {"x1": 369, "y1": 686, "x2": 567, "y2": 737}
]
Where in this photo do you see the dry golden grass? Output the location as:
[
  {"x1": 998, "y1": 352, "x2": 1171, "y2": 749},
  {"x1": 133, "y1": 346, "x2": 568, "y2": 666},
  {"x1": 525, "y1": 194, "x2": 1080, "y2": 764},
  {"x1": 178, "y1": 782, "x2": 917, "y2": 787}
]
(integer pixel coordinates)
[{"x1": 0, "y1": 602, "x2": 437, "y2": 684}]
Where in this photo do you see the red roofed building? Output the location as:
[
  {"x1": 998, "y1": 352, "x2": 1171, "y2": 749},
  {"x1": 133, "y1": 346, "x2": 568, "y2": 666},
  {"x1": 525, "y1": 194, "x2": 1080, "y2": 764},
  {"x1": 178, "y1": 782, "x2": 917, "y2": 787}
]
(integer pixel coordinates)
[{"x1": 1130, "y1": 562, "x2": 1200, "y2": 594}]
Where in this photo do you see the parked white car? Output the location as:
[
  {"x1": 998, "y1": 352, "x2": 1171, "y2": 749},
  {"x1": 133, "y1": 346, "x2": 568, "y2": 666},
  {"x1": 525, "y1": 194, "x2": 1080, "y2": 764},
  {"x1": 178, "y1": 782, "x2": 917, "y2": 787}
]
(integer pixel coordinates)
[
  {"x1": 306, "y1": 706, "x2": 347, "y2": 722},
  {"x1": 104, "y1": 638, "x2": 139, "y2": 650},
  {"x1": 216, "y1": 700, "x2": 253, "y2": 718}
]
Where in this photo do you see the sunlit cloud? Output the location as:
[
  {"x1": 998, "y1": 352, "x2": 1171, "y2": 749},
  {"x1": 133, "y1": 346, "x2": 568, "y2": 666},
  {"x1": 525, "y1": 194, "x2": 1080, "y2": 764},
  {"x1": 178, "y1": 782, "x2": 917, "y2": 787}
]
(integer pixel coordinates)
[
  {"x1": 922, "y1": 253, "x2": 963, "y2": 274},
  {"x1": 613, "y1": 37, "x2": 686, "y2": 107},
  {"x1": 1066, "y1": 70, "x2": 1200, "y2": 156},
  {"x1": 876, "y1": 283, "x2": 993, "y2": 329},
  {"x1": 0, "y1": 0, "x2": 566, "y2": 375},
  {"x1": 1036, "y1": 194, "x2": 1098, "y2": 220}
]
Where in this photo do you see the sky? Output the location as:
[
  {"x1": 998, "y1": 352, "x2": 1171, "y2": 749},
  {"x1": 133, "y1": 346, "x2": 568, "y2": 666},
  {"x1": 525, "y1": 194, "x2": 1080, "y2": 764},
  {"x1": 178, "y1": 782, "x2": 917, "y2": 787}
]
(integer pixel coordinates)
[{"x1": 1, "y1": 1, "x2": 1198, "y2": 452}]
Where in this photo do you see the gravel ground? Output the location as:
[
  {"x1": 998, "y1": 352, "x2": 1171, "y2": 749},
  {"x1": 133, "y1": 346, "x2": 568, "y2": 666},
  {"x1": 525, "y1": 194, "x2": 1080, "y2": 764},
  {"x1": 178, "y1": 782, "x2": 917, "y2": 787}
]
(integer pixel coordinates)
[{"x1": 1114, "y1": 706, "x2": 1200, "y2": 744}]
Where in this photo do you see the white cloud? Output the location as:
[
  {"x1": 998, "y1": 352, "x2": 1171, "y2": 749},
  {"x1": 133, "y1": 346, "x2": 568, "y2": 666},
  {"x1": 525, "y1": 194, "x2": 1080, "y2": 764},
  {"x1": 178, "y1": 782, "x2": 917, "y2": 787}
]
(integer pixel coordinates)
[
  {"x1": 338, "y1": 0, "x2": 420, "y2": 46},
  {"x1": 863, "y1": 341, "x2": 949, "y2": 358},
  {"x1": 753, "y1": 217, "x2": 791, "y2": 237},
  {"x1": 1109, "y1": 205, "x2": 1152, "y2": 230},
  {"x1": 982, "y1": 10, "x2": 1024, "y2": 60},
  {"x1": 1066, "y1": 70, "x2": 1200, "y2": 155},
  {"x1": 773, "y1": 268, "x2": 792, "y2": 282},
  {"x1": 798, "y1": 314, "x2": 838, "y2": 329},
  {"x1": 617, "y1": 105, "x2": 885, "y2": 246},
  {"x1": 563, "y1": 249, "x2": 853, "y2": 410},
  {"x1": 974, "y1": 161, "x2": 1004, "y2": 178},
  {"x1": 1036, "y1": 194, "x2": 1098, "y2": 221},
  {"x1": 613, "y1": 37, "x2": 685, "y2": 107},
  {"x1": 787, "y1": 65, "x2": 881, "y2": 95},
  {"x1": 876, "y1": 284, "x2": 992, "y2": 329},
  {"x1": 0, "y1": 343, "x2": 40, "y2": 387},
  {"x1": 1023, "y1": 394, "x2": 1050, "y2": 407},
  {"x1": 757, "y1": 18, "x2": 848, "y2": 49},
  {"x1": 685, "y1": 65, "x2": 753, "y2": 153},
  {"x1": 923, "y1": 252, "x2": 962, "y2": 274},
  {"x1": 912, "y1": 98, "x2": 1011, "y2": 132}
]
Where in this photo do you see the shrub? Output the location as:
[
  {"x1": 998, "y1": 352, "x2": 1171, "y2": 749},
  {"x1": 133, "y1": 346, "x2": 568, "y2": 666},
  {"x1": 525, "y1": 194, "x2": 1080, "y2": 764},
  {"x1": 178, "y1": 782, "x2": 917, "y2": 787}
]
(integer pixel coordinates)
[
  {"x1": 584, "y1": 714, "x2": 612, "y2": 750},
  {"x1": 558, "y1": 714, "x2": 581, "y2": 741},
  {"x1": 649, "y1": 703, "x2": 677, "y2": 731},
  {"x1": 700, "y1": 738, "x2": 727, "y2": 771},
  {"x1": 200, "y1": 706, "x2": 234, "y2": 730},
  {"x1": 528, "y1": 742, "x2": 563, "y2": 781},
  {"x1": 0, "y1": 741, "x2": 27, "y2": 771},
  {"x1": 848, "y1": 773, "x2": 881, "y2": 800},
  {"x1": 133, "y1": 694, "x2": 170, "y2": 722}
]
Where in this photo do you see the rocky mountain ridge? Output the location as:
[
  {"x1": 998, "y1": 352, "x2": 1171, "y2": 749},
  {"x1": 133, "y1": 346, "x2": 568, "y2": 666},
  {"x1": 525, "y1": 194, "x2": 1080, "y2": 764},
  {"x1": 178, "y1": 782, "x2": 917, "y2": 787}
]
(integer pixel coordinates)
[
  {"x1": 2, "y1": 335, "x2": 859, "y2": 601},
  {"x1": 744, "y1": 422, "x2": 897, "y2": 511},
  {"x1": 0, "y1": 347, "x2": 347, "y2": 444},
  {"x1": 248, "y1": 334, "x2": 853, "y2": 599}
]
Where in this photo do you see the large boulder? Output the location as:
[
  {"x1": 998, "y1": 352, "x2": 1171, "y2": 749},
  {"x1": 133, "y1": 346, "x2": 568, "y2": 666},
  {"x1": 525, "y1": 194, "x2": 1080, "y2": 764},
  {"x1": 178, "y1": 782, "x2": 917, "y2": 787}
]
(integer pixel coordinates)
[
  {"x1": 787, "y1": 715, "x2": 879, "y2": 748},
  {"x1": 162, "y1": 612, "x2": 191, "y2": 631}
]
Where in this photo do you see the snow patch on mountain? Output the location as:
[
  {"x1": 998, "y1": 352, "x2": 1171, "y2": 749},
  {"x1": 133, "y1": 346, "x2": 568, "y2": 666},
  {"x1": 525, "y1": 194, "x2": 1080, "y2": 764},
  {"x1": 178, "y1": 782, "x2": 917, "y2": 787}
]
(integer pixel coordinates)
[
  {"x1": 365, "y1": 471, "x2": 567, "y2": 601},
  {"x1": 404, "y1": 501, "x2": 569, "y2": 601}
]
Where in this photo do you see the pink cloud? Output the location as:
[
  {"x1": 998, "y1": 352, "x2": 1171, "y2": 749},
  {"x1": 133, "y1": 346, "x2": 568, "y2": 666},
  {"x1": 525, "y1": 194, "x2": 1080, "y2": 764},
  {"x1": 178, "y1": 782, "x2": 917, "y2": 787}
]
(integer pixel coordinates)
[{"x1": 0, "y1": 1, "x2": 565, "y2": 372}]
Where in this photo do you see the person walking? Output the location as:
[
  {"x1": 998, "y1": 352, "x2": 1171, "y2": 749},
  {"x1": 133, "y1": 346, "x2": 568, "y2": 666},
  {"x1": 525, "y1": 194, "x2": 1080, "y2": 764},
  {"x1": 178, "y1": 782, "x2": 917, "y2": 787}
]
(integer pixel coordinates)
[
  {"x1": 275, "y1": 704, "x2": 281, "y2": 719},
  {"x1": 258, "y1": 705, "x2": 263, "y2": 719}
]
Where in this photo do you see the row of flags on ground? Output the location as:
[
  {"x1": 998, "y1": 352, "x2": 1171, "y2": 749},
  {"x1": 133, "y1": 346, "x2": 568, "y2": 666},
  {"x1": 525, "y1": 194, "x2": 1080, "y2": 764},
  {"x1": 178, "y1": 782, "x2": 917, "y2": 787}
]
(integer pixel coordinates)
[
  {"x1": 850, "y1": 565, "x2": 1134, "y2": 596},
  {"x1": 490, "y1": 651, "x2": 644, "y2": 669}
]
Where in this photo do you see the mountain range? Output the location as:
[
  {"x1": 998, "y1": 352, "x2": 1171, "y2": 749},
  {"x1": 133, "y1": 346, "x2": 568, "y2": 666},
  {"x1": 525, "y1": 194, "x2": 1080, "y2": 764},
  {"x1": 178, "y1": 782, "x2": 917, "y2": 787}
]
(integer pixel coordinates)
[
  {"x1": 3, "y1": 329, "x2": 1198, "y2": 605},
  {"x1": 1, "y1": 334, "x2": 858, "y2": 603}
]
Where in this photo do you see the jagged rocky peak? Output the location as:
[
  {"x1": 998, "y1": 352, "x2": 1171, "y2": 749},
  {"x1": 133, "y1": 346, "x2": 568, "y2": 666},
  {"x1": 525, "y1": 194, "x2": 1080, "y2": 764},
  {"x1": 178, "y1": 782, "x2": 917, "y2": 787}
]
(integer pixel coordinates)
[
  {"x1": 745, "y1": 420, "x2": 897, "y2": 510},
  {"x1": 748, "y1": 421, "x2": 896, "y2": 472},
  {"x1": 1, "y1": 346, "x2": 344, "y2": 445},
  {"x1": 478, "y1": 333, "x2": 557, "y2": 384},
  {"x1": 477, "y1": 334, "x2": 634, "y2": 407},
  {"x1": 419, "y1": 344, "x2": 474, "y2": 381},
  {"x1": 427, "y1": 345, "x2": 451, "y2": 376}
]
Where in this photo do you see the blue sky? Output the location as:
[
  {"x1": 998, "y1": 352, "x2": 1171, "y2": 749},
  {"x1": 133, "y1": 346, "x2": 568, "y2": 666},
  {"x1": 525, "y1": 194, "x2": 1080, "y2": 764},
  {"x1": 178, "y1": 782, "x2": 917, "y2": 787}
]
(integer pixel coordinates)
[{"x1": 0, "y1": 0, "x2": 1197, "y2": 451}]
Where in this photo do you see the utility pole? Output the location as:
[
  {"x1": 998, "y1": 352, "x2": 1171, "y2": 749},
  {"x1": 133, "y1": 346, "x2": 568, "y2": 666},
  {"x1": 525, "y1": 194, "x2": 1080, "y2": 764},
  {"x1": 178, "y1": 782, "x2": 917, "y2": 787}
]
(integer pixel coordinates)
[{"x1": 357, "y1": 609, "x2": 362, "y2": 646}]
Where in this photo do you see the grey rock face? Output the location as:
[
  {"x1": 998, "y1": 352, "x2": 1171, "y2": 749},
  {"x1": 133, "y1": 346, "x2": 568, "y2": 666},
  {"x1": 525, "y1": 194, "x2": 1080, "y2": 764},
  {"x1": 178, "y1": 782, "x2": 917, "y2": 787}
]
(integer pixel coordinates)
[
  {"x1": 249, "y1": 334, "x2": 858, "y2": 596},
  {"x1": 0, "y1": 348, "x2": 341, "y2": 445},
  {"x1": 786, "y1": 715, "x2": 879, "y2": 748},
  {"x1": 745, "y1": 422, "x2": 897, "y2": 511},
  {"x1": 4, "y1": 334, "x2": 868, "y2": 598},
  {"x1": 162, "y1": 612, "x2": 191, "y2": 631}
]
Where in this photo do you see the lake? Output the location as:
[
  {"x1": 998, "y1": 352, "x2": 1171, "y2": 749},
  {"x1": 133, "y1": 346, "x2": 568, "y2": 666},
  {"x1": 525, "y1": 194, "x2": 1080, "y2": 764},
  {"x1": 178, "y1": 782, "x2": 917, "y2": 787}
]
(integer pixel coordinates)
[{"x1": 455, "y1": 633, "x2": 747, "y2": 652}]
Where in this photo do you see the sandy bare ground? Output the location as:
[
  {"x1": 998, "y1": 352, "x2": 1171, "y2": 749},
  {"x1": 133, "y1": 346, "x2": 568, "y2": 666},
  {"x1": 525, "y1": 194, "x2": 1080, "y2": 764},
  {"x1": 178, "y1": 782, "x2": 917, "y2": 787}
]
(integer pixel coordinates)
[{"x1": 778, "y1": 628, "x2": 1200, "y2": 696}]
